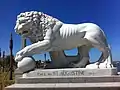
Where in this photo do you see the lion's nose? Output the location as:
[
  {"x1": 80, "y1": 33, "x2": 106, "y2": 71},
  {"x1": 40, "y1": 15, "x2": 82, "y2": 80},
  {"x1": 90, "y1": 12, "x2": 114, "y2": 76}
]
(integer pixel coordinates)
[
  {"x1": 14, "y1": 22, "x2": 19, "y2": 30},
  {"x1": 14, "y1": 25, "x2": 18, "y2": 34},
  {"x1": 14, "y1": 25, "x2": 17, "y2": 30}
]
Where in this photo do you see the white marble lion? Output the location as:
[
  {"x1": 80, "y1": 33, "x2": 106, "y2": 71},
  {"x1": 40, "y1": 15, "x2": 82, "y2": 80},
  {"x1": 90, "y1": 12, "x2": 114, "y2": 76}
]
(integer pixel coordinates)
[{"x1": 14, "y1": 11, "x2": 113, "y2": 71}]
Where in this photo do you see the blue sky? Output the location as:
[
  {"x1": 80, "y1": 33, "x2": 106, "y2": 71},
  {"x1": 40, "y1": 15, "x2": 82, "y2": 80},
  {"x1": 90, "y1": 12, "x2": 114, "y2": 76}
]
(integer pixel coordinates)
[{"x1": 0, "y1": 0, "x2": 120, "y2": 62}]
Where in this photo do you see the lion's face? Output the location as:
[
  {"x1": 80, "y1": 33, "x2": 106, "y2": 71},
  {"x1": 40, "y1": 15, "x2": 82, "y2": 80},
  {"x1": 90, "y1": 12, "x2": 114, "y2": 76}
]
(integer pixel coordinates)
[
  {"x1": 15, "y1": 11, "x2": 43, "y2": 38},
  {"x1": 14, "y1": 13, "x2": 34, "y2": 37}
]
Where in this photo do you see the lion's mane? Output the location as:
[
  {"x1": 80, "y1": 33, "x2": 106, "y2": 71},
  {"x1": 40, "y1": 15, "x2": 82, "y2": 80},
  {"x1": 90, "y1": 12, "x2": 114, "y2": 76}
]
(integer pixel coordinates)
[{"x1": 15, "y1": 11, "x2": 60, "y2": 41}]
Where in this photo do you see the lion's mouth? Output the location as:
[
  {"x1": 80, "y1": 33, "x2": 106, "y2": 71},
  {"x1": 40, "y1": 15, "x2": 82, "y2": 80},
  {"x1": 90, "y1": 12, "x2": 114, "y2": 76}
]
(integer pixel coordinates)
[
  {"x1": 20, "y1": 30, "x2": 30, "y2": 37},
  {"x1": 22, "y1": 31, "x2": 29, "y2": 34}
]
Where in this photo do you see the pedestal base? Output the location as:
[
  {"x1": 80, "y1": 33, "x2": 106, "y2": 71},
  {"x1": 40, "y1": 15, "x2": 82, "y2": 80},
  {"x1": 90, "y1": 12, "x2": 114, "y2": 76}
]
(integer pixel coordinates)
[{"x1": 5, "y1": 68, "x2": 119, "y2": 90}]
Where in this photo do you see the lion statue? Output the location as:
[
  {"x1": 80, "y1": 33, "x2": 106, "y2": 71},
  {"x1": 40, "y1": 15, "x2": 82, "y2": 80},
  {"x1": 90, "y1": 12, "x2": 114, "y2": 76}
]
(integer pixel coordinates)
[{"x1": 14, "y1": 11, "x2": 113, "y2": 72}]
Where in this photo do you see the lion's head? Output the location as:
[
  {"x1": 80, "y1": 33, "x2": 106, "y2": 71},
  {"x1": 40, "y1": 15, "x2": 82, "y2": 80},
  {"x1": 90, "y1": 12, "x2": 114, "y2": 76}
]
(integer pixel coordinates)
[{"x1": 14, "y1": 11, "x2": 59, "y2": 41}]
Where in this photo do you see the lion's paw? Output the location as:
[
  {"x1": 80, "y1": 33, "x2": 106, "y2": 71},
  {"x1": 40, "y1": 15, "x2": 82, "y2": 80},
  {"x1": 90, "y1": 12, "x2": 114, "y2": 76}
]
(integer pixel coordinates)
[
  {"x1": 86, "y1": 62, "x2": 114, "y2": 69},
  {"x1": 99, "y1": 62, "x2": 114, "y2": 69},
  {"x1": 85, "y1": 62, "x2": 99, "y2": 69}
]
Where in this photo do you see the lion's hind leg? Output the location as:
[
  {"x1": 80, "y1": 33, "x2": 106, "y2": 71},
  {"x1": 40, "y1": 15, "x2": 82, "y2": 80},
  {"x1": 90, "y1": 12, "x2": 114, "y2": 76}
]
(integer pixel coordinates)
[
  {"x1": 84, "y1": 35, "x2": 113, "y2": 68},
  {"x1": 69, "y1": 45, "x2": 90, "y2": 68}
]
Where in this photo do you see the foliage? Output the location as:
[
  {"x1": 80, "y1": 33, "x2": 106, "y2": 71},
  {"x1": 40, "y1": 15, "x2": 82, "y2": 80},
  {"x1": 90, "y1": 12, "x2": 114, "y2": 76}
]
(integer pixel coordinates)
[
  {"x1": 0, "y1": 55, "x2": 17, "y2": 70},
  {"x1": 0, "y1": 68, "x2": 15, "y2": 90}
]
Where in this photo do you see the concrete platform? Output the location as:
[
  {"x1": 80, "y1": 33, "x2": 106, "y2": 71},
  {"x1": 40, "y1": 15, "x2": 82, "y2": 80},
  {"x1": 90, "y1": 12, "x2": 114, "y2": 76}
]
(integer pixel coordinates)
[
  {"x1": 5, "y1": 68, "x2": 119, "y2": 90},
  {"x1": 5, "y1": 82, "x2": 120, "y2": 90}
]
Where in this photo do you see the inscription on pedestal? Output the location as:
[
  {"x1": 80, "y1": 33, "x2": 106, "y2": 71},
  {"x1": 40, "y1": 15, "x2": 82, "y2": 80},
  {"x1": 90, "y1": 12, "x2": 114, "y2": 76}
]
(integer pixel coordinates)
[
  {"x1": 23, "y1": 68, "x2": 117, "y2": 77},
  {"x1": 37, "y1": 70, "x2": 86, "y2": 76},
  {"x1": 27, "y1": 69, "x2": 96, "y2": 77}
]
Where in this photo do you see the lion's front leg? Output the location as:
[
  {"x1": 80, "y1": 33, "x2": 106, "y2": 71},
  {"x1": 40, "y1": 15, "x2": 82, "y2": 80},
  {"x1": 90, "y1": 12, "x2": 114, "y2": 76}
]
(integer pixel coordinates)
[
  {"x1": 15, "y1": 40, "x2": 51, "y2": 62},
  {"x1": 15, "y1": 21, "x2": 62, "y2": 62}
]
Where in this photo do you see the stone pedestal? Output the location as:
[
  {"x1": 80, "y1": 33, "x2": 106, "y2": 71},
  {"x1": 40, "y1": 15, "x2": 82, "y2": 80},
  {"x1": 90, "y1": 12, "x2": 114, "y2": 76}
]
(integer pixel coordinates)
[
  {"x1": 14, "y1": 68, "x2": 23, "y2": 83},
  {"x1": 5, "y1": 68, "x2": 120, "y2": 90}
]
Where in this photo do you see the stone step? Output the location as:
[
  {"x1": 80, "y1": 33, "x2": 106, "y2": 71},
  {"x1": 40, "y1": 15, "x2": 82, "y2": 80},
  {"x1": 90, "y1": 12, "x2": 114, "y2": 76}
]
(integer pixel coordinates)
[
  {"x1": 5, "y1": 82, "x2": 120, "y2": 90},
  {"x1": 16, "y1": 75, "x2": 120, "y2": 83}
]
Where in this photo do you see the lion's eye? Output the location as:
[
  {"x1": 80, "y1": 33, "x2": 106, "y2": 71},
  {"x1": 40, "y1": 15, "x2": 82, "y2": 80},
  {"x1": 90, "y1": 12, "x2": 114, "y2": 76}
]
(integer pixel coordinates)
[
  {"x1": 18, "y1": 17, "x2": 28, "y2": 24},
  {"x1": 19, "y1": 20, "x2": 26, "y2": 24}
]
